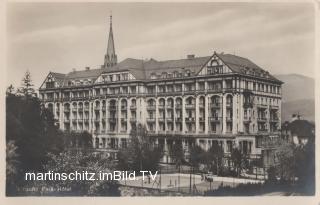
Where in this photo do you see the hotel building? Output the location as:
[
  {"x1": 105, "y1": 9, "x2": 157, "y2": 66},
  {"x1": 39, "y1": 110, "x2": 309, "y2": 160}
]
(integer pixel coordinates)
[{"x1": 39, "y1": 16, "x2": 283, "y2": 164}]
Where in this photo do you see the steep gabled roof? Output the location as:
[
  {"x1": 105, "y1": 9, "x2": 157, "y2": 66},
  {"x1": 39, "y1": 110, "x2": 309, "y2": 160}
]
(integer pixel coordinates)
[
  {"x1": 217, "y1": 53, "x2": 281, "y2": 82},
  {"x1": 41, "y1": 52, "x2": 282, "y2": 88}
]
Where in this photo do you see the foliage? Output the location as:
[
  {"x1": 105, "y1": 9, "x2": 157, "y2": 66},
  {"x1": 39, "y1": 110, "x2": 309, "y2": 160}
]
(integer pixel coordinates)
[
  {"x1": 117, "y1": 124, "x2": 162, "y2": 173},
  {"x1": 205, "y1": 143, "x2": 224, "y2": 175},
  {"x1": 17, "y1": 70, "x2": 35, "y2": 97},
  {"x1": 170, "y1": 141, "x2": 185, "y2": 167},
  {"x1": 230, "y1": 148, "x2": 249, "y2": 177},
  {"x1": 40, "y1": 150, "x2": 120, "y2": 196}
]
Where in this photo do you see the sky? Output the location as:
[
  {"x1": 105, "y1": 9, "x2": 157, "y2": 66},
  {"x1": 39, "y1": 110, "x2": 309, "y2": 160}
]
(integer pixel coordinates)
[{"x1": 6, "y1": 2, "x2": 315, "y2": 89}]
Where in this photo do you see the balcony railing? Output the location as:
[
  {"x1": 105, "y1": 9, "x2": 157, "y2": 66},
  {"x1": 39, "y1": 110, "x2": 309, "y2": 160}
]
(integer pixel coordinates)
[
  {"x1": 175, "y1": 117, "x2": 182, "y2": 122},
  {"x1": 108, "y1": 118, "x2": 117, "y2": 123},
  {"x1": 94, "y1": 106, "x2": 100, "y2": 111},
  {"x1": 175, "y1": 104, "x2": 182, "y2": 109},
  {"x1": 72, "y1": 108, "x2": 77, "y2": 112},
  {"x1": 257, "y1": 117, "x2": 267, "y2": 122},
  {"x1": 166, "y1": 118, "x2": 174, "y2": 122},
  {"x1": 121, "y1": 118, "x2": 127, "y2": 123},
  {"x1": 121, "y1": 106, "x2": 127, "y2": 110},
  {"x1": 226, "y1": 103, "x2": 233, "y2": 108},
  {"x1": 64, "y1": 119, "x2": 70, "y2": 123},
  {"x1": 146, "y1": 118, "x2": 156, "y2": 122},
  {"x1": 109, "y1": 105, "x2": 117, "y2": 110},
  {"x1": 210, "y1": 103, "x2": 220, "y2": 108},
  {"x1": 185, "y1": 104, "x2": 195, "y2": 109},
  {"x1": 130, "y1": 118, "x2": 136, "y2": 122},
  {"x1": 243, "y1": 116, "x2": 251, "y2": 122},
  {"x1": 84, "y1": 107, "x2": 89, "y2": 112},
  {"x1": 147, "y1": 105, "x2": 156, "y2": 110},
  {"x1": 185, "y1": 117, "x2": 195, "y2": 122},
  {"x1": 158, "y1": 118, "x2": 165, "y2": 122},
  {"x1": 226, "y1": 117, "x2": 233, "y2": 122},
  {"x1": 130, "y1": 105, "x2": 137, "y2": 110},
  {"x1": 199, "y1": 117, "x2": 205, "y2": 122},
  {"x1": 167, "y1": 104, "x2": 174, "y2": 109},
  {"x1": 210, "y1": 117, "x2": 221, "y2": 122},
  {"x1": 64, "y1": 108, "x2": 70, "y2": 112}
]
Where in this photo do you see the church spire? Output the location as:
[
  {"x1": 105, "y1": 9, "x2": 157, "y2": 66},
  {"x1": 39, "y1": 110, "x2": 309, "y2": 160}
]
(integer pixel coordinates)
[{"x1": 104, "y1": 14, "x2": 117, "y2": 68}]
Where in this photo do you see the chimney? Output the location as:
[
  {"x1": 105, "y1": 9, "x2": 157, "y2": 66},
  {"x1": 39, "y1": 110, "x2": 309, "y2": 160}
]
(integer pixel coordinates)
[
  {"x1": 85, "y1": 66, "x2": 90, "y2": 71},
  {"x1": 187, "y1": 54, "x2": 195, "y2": 59}
]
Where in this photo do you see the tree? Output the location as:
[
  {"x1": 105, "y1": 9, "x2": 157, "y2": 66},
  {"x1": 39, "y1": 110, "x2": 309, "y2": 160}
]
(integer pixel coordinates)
[
  {"x1": 42, "y1": 150, "x2": 120, "y2": 196},
  {"x1": 117, "y1": 124, "x2": 162, "y2": 173},
  {"x1": 274, "y1": 141, "x2": 295, "y2": 183},
  {"x1": 17, "y1": 70, "x2": 35, "y2": 97},
  {"x1": 6, "y1": 84, "x2": 15, "y2": 96},
  {"x1": 6, "y1": 141, "x2": 20, "y2": 195},
  {"x1": 6, "y1": 90, "x2": 66, "y2": 195},
  {"x1": 189, "y1": 145, "x2": 206, "y2": 169},
  {"x1": 170, "y1": 141, "x2": 185, "y2": 190},
  {"x1": 206, "y1": 143, "x2": 224, "y2": 175},
  {"x1": 230, "y1": 148, "x2": 249, "y2": 177}
]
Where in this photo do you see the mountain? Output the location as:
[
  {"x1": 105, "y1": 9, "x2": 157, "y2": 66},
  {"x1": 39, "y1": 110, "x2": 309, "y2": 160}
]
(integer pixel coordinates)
[
  {"x1": 274, "y1": 74, "x2": 314, "y2": 102},
  {"x1": 274, "y1": 74, "x2": 315, "y2": 122}
]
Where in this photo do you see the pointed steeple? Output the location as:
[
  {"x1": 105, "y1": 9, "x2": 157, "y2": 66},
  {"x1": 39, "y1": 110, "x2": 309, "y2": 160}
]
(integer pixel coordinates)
[{"x1": 104, "y1": 14, "x2": 117, "y2": 68}]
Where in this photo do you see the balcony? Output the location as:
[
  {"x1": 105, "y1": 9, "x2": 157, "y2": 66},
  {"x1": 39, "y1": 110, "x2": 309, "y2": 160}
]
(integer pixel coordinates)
[
  {"x1": 147, "y1": 105, "x2": 156, "y2": 110},
  {"x1": 102, "y1": 107, "x2": 106, "y2": 111},
  {"x1": 72, "y1": 108, "x2": 77, "y2": 112},
  {"x1": 121, "y1": 106, "x2": 127, "y2": 111},
  {"x1": 121, "y1": 118, "x2": 127, "y2": 123},
  {"x1": 210, "y1": 103, "x2": 220, "y2": 109},
  {"x1": 258, "y1": 117, "x2": 267, "y2": 122},
  {"x1": 210, "y1": 117, "x2": 221, "y2": 122},
  {"x1": 226, "y1": 103, "x2": 233, "y2": 108},
  {"x1": 226, "y1": 117, "x2": 233, "y2": 122},
  {"x1": 158, "y1": 105, "x2": 165, "y2": 110},
  {"x1": 270, "y1": 105, "x2": 279, "y2": 110},
  {"x1": 94, "y1": 119, "x2": 100, "y2": 123},
  {"x1": 167, "y1": 104, "x2": 174, "y2": 109},
  {"x1": 64, "y1": 119, "x2": 70, "y2": 123},
  {"x1": 243, "y1": 116, "x2": 251, "y2": 123},
  {"x1": 83, "y1": 119, "x2": 89, "y2": 123},
  {"x1": 72, "y1": 119, "x2": 77, "y2": 123},
  {"x1": 130, "y1": 118, "x2": 137, "y2": 122},
  {"x1": 185, "y1": 104, "x2": 195, "y2": 109},
  {"x1": 199, "y1": 104, "x2": 205, "y2": 109},
  {"x1": 108, "y1": 118, "x2": 117, "y2": 123},
  {"x1": 147, "y1": 118, "x2": 156, "y2": 122},
  {"x1": 199, "y1": 117, "x2": 205, "y2": 122},
  {"x1": 158, "y1": 118, "x2": 165, "y2": 122},
  {"x1": 84, "y1": 107, "x2": 89, "y2": 112},
  {"x1": 78, "y1": 107, "x2": 83, "y2": 112},
  {"x1": 175, "y1": 104, "x2": 182, "y2": 109},
  {"x1": 166, "y1": 118, "x2": 174, "y2": 122},
  {"x1": 109, "y1": 105, "x2": 117, "y2": 111},
  {"x1": 77, "y1": 119, "x2": 83, "y2": 122},
  {"x1": 94, "y1": 106, "x2": 100, "y2": 111},
  {"x1": 270, "y1": 117, "x2": 279, "y2": 122},
  {"x1": 130, "y1": 105, "x2": 137, "y2": 110},
  {"x1": 64, "y1": 108, "x2": 70, "y2": 113},
  {"x1": 185, "y1": 117, "x2": 195, "y2": 123},
  {"x1": 243, "y1": 102, "x2": 253, "y2": 108},
  {"x1": 175, "y1": 117, "x2": 182, "y2": 122}
]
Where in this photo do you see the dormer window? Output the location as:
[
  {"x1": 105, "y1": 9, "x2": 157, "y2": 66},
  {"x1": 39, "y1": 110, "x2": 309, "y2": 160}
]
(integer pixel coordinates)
[
  {"x1": 185, "y1": 69, "x2": 191, "y2": 77},
  {"x1": 150, "y1": 72, "x2": 156, "y2": 79},
  {"x1": 161, "y1": 72, "x2": 167, "y2": 78}
]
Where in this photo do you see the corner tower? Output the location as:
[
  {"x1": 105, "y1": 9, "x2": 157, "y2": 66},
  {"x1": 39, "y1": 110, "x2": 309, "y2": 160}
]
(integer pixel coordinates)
[{"x1": 104, "y1": 15, "x2": 117, "y2": 68}]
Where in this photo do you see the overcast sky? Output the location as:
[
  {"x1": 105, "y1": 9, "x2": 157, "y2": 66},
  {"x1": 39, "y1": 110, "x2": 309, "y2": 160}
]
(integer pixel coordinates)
[{"x1": 7, "y1": 2, "x2": 315, "y2": 89}]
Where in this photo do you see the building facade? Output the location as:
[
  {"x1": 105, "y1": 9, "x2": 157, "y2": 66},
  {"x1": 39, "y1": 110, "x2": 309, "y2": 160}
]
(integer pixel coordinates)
[{"x1": 39, "y1": 16, "x2": 283, "y2": 163}]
